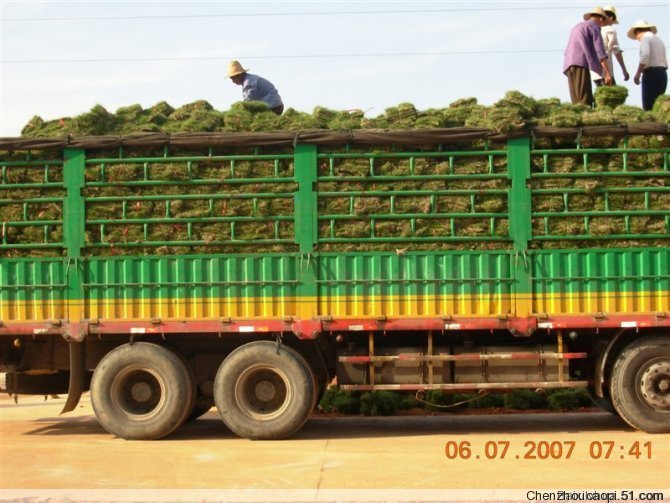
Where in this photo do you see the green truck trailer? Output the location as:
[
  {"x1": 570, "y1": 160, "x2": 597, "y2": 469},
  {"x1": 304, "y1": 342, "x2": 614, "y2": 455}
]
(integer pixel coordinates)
[{"x1": 0, "y1": 125, "x2": 669, "y2": 439}]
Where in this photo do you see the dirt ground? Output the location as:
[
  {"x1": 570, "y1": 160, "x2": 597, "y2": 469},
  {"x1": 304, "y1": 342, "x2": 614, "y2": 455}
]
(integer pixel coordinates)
[{"x1": 1, "y1": 394, "x2": 669, "y2": 500}]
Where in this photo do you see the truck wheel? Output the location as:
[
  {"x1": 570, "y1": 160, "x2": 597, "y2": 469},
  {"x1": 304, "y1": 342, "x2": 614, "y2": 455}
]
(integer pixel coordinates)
[
  {"x1": 610, "y1": 336, "x2": 670, "y2": 433},
  {"x1": 213, "y1": 341, "x2": 315, "y2": 439},
  {"x1": 91, "y1": 342, "x2": 194, "y2": 440}
]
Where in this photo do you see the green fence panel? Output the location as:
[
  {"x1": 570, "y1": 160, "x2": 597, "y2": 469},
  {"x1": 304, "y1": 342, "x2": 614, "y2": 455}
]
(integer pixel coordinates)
[
  {"x1": 83, "y1": 150, "x2": 297, "y2": 251},
  {"x1": 530, "y1": 142, "x2": 670, "y2": 241},
  {"x1": 531, "y1": 248, "x2": 670, "y2": 315},
  {"x1": 316, "y1": 147, "x2": 510, "y2": 247},
  {"x1": 0, "y1": 154, "x2": 65, "y2": 252},
  {"x1": 82, "y1": 254, "x2": 300, "y2": 320},
  {"x1": 0, "y1": 258, "x2": 67, "y2": 321},
  {"x1": 317, "y1": 251, "x2": 514, "y2": 318}
]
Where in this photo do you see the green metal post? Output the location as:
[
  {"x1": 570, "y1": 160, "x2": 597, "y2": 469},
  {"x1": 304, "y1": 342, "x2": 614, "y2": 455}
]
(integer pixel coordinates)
[
  {"x1": 507, "y1": 137, "x2": 533, "y2": 316},
  {"x1": 294, "y1": 144, "x2": 318, "y2": 319},
  {"x1": 63, "y1": 148, "x2": 86, "y2": 322},
  {"x1": 294, "y1": 144, "x2": 318, "y2": 253}
]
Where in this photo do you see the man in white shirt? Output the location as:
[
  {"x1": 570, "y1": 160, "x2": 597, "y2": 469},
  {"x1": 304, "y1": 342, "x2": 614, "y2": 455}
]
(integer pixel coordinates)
[
  {"x1": 596, "y1": 6, "x2": 629, "y2": 86},
  {"x1": 628, "y1": 20, "x2": 668, "y2": 110}
]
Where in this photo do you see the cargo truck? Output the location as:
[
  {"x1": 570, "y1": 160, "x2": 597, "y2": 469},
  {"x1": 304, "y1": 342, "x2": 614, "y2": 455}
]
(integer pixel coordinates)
[{"x1": 1, "y1": 125, "x2": 669, "y2": 439}]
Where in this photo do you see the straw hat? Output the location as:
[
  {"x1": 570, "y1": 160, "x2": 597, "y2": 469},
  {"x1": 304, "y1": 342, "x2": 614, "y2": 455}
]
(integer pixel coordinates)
[
  {"x1": 603, "y1": 5, "x2": 618, "y2": 24},
  {"x1": 227, "y1": 60, "x2": 248, "y2": 78},
  {"x1": 627, "y1": 19, "x2": 657, "y2": 40},
  {"x1": 583, "y1": 7, "x2": 607, "y2": 20}
]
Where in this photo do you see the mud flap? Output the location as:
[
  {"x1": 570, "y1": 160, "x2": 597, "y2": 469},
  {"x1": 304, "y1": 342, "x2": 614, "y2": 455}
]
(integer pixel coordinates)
[{"x1": 60, "y1": 340, "x2": 86, "y2": 414}]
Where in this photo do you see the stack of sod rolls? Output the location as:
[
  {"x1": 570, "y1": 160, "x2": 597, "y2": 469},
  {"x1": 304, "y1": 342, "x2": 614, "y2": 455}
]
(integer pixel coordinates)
[{"x1": 2, "y1": 89, "x2": 668, "y2": 257}]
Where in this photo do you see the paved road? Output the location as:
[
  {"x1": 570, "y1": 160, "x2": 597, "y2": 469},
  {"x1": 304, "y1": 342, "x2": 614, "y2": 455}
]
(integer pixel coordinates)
[{"x1": 1, "y1": 394, "x2": 668, "y2": 499}]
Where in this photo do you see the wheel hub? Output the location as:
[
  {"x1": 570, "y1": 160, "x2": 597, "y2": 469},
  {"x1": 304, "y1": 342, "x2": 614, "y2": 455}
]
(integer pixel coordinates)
[
  {"x1": 639, "y1": 361, "x2": 670, "y2": 410},
  {"x1": 235, "y1": 365, "x2": 290, "y2": 420},
  {"x1": 254, "y1": 380, "x2": 278, "y2": 402},
  {"x1": 114, "y1": 368, "x2": 164, "y2": 416},
  {"x1": 130, "y1": 381, "x2": 153, "y2": 403}
]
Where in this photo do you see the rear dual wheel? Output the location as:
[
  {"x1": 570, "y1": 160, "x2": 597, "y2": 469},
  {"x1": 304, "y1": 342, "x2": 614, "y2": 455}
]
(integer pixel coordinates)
[
  {"x1": 214, "y1": 341, "x2": 316, "y2": 440},
  {"x1": 610, "y1": 336, "x2": 670, "y2": 433},
  {"x1": 91, "y1": 343, "x2": 195, "y2": 440}
]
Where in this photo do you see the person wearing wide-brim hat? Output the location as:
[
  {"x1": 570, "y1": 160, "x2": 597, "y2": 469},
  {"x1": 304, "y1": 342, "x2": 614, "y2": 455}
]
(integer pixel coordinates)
[
  {"x1": 563, "y1": 7, "x2": 613, "y2": 106},
  {"x1": 227, "y1": 60, "x2": 284, "y2": 115},
  {"x1": 628, "y1": 20, "x2": 668, "y2": 110},
  {"x1": 593, "y1": 6, "x2": 629, "y2": 86}
]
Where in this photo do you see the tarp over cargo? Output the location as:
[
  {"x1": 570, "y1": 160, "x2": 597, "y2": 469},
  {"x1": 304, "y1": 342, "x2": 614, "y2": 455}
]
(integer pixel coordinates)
[{"x1": 1, "y1": 123, "x2": 669, "y2": 152}]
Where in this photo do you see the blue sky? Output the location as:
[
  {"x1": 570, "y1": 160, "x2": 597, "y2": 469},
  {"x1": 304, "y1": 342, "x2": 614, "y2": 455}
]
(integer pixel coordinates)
[{"x1": 1, "y1": 0, "x2": 669, "y2": 136}]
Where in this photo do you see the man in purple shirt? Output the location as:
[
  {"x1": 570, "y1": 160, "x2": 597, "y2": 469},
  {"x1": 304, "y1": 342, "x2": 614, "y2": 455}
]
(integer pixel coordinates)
[
  {"x1": 228, "y1": 60, "x2": 284, "y2": 115},
  {"x1": 563, "y1": 7, "x2": 613, "y2": 106}
]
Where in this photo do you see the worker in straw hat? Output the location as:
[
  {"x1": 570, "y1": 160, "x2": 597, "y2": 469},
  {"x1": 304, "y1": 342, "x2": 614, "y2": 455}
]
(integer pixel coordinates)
[
  {"x1": 563, "y1": 7, "x2": 612, "y2": 106},
  {"x1": 227, "y1": 60, "x2": 284, "y2": 115},
  {"x1": 592, "y1": 6, "x2": 629, "y2": 86},
  {"x1": 628, "y1": 20, "x2": 668, "y2": 110}
]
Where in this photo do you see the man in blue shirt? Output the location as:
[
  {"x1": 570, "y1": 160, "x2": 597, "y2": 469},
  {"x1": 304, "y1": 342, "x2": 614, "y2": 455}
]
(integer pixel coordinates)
[{"x1": 227, "y1": 60, "x2": 284, "y2": 115}]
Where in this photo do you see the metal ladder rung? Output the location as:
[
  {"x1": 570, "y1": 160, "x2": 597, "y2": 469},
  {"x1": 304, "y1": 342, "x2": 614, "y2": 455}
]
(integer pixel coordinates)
[
  {"x1": 338, "y1": 352, "x2": 587, "y2": 363},
  {"x1": 340, "y1": 381, "x2": 590, "y2": 391}
]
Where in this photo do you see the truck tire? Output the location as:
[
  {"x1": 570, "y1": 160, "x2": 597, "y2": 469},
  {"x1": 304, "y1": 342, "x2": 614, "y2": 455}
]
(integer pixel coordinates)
[
  {"x1": 90, "y1": 342, "x2": 194, "y2": 440},
  {"x1": 213, "y1": 341, "x2": 315, "y2": 439},
  {"x1": 172, "y1": 350, "x2": 201, "y2": 423},
  {"x1": 609, "y1": 336, "x2": 670, "y2": 433}
]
